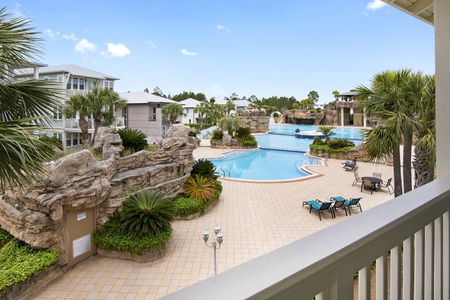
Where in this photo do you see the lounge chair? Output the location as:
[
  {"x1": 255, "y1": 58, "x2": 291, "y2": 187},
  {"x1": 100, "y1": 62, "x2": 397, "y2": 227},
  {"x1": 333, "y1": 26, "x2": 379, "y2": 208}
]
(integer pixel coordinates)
[
  {"x1": 343, "y1": 158, "x2": 358, "y2": 171},
  {"x1": 343, "y1": 197, "x2": 363, "y2": 215},
  {"x1": 380, "y1": 177, "x2": 393, "y2": 194},
  {"x1": 302, "y1": 199, "x2": 334, "y2": 221},
  {"x1": 352, "y1": 171, "x2": 362, "y2": 186},
  {"x1": 329, "y1": 197, "x2": 348, "y2": 217}
]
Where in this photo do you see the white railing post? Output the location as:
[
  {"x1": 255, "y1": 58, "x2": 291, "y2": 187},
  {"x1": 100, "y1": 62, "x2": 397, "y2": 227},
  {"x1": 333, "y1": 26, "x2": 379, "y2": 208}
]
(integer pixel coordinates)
[
  {"x1": 425, "y1": 222, "x2": 435, "y2": 299},
  {"x1": 434, "y1": 217, "x2": 443, "y2": 299},
  {"x1": 390, "y1": 244, "x2": 402, "y2": 300},
  {"x1": 415, "y1": 229, "x2": 425, "y2": 300},
  {"x1": 403, "y1": 237, "x2": 414, "y2": 300},
  {"x1": 376, "y1": 254, "x2": 388, "y2": 300},
  {"x1": 443, "y1": 211, "x2": 450, "y2": 300},
  {"x1": 358, "y1": 265, "x2": 371, "y2": 300}
]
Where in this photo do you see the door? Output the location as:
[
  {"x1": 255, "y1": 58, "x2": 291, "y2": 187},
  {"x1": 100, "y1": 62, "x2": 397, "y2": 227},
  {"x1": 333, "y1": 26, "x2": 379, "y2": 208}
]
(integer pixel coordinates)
[{"x1": 66, "y1": 207, "x2": 96, "y2": 267}]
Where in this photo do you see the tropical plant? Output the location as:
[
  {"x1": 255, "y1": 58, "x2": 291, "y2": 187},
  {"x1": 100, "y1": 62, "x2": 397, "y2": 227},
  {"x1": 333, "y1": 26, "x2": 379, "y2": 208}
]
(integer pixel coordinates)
[
  {"x1": 184, "y1": 175, "x2": 216, "y2": 202},
  {"x1": 218, "y1": 116, "x2": 239, "y2": 136},
  {"x1": 0, "y1": 7, "x2": 62, "y2": 187},
  {"x1": 317, "y1": 126, "x2": 335, "y2": 143},
  {"x1": 223, "y1": 100, "x2": 236, "y2": 116},
  {"x1": 191, "y1": 159, "x2": 219, "y2": 180},
  {"x1": 121, "y1": 190, "x2": 175, "y2": 237},
  {"x1": 161, "y1": 103, "x2": 184, "y2": 124},
  {"x1": 63, "y1": 94, "x2": 91, "y2": 148},
  {"x1": 211, "y1": 129, "x2": 223, "y2": 141},
  {"x1": 99, "y1": 209, "x2": 124, "y2": 235},
  {"x1": 194, "y1": 101, "x2": 210, "y2": 130},
  {"x1": 38, "y1": 135, "x2": 63, "y2": 150},
  {"x1": 327, "y1": 138, "x2": 355, "y2": 149},
  {"x1": 87, "y1": 87, "x2": 127, "y2": 144},
  {"x1": 118, "y1": 128, "x2": 148, "y2": 153}
]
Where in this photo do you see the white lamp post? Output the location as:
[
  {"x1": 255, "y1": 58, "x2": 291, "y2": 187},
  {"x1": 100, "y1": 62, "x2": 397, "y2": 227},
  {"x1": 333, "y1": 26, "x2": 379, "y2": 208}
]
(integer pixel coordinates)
[{"x1": 202, "y1": 224, "x2": 224, "y2": 275}]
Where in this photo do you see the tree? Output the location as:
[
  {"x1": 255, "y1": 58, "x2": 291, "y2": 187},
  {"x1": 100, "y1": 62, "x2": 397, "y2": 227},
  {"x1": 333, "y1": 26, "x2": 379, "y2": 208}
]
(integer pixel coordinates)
[
  {"x1": 194, "y1": 101, "x2": 210, "y2": 130},
  {"x1": 161, "y1": 103, "x2": 184, "y2": 124},
  {"x1": 308, "y1": 91, "x2": 319, "y2": 103},
  {"x1": 0, "y1": 7, "x2": 63, "y2": 187},
  {"x1": 88, "y1": 87, "x2": 126, "y2": 144},
  {"x1": 63, "y1": 94, "x2": 91, "y2": 148},
  {"x1": 218, "y1": 116, "x2": 238, "y2": 136},
  {"x1": 332, "y1": 90, "x2": 340, "y2": 100},
  {"x1": 317, "y1": 126, "x2": 335, "y2": 143},
  {"x1": 355, "y1": 69, "x2": 415, "y2": 196},
  {"x1": 223, "y1": 100, "x2": 235, "y2": 116},
  {"x1": 152, "y1": 86, "x2": 165, "y2": 97}
]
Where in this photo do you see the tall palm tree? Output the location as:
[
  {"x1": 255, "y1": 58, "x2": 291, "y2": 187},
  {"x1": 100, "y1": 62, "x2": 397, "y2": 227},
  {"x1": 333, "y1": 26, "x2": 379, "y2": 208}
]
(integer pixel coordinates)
[
  {"x1": 87, "y1": 87, "x2": 126, "y2": 144},
  {"x1": 194, "y1": 101, "x2": 210, "y2": 130},
  {"x1": 355, "y1": 69, "x2": 414, "y2": 196},
  {"x1": 0, "y1": 7, "x2": 61, "y2": 187},
  {"x1": 317, "y1": 126, "x2": 335, "y2": 143},
  {"x1": 161, "y1": 103, "x2": 184, "y2": 124},
  {"x1": 218, "y1": 116, "x2": 238, "y2": 136},
  {"x1": 63, "y1": 94, "x2": 91, "y2": 148}
]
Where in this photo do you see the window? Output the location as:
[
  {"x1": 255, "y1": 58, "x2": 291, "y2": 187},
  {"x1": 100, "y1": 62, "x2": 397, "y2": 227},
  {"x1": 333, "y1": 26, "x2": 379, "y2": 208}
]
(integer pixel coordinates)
[
  {"x1": 104, "y1": 81, "x2": 114, "y2": 90},
  {"x1": 53, "y1": 105, "x2": 63, "y2": 120},
  {"x1": 79, "y1": 78, "x2": 85, "y2": 90},
  {"x1": 44, "y1": 76, "x2": 49, "y2": 81},
  {"x1": 67, "y1": 77, "x2": 72, "y2": 89},
  {"x1": 87, "y1": 80, "x2": 96, "y2": 90},
  {"x1": 73, "y1": 78, "x2": 78, "y2": 89},
  {"x1": 153, "y1": 107, "x2": 157, "y2": 121},
  {"x1": 57, "y1": 75, "x2": 64, "y2": 82}
]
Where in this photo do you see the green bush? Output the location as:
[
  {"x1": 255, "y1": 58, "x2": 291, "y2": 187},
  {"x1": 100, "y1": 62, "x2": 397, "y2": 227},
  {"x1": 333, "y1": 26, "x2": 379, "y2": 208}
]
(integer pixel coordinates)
[
  {"x1": 234, "y1": 135, "x2": 257, "y2": 147},
  {"x1": 312, "y1": 136, "x2": 326, "y2": 145},
  {"x1": 191, "y1": 159, "x2": 219, "y2": 180},
  {"x1": 0, "y1": 240, "x2": 59, "y2": 294},
  {"x1": 175, "y1": 181, "x2": 223, "y2": 217},
  {"x1": 118, "y1": 128, "x2": 148, "y2": 153},
  {"x1": 121, "y1": 190, "x2": 175, "y2": 238},
  {"x1": 184, "y1": 123, "x2": 198, "y2": 129},
  {"x1": 93, "y1": 228, "x2": 172, "y2": 255},
  {"x1": 38, "y1": 135, "x2": 63, "y2": 150},
  {"x1": 328, "y1": 138, "x2": 355, "y2": 149},
  {"x1": 0, "y1": 229, "x2": 13, "y2": 248},
  {"x1": 211, "y1": 129, "x2": 223, "y2": 141},
  {"x1": 234, "y1": 127, "x2": 252, "y2": 138}
]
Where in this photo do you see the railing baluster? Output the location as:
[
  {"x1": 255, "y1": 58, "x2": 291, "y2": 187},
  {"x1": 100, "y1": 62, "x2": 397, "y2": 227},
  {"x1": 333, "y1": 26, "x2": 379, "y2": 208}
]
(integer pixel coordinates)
[
  {"x1": 376, "y1": 254, "x2": 388, "y2": 300},
  {"x1": 358, "y1": 265, "x2": 371, "y2": 300},
  {"x1": 390, "y1": 244, "x2": 402, "y2": 300},
  {"x1": 434, "y1": 217, "x2": 443, "y2": 300},
  {"x1": 414, "y1": 229, "x2": 425, "y2": 300},
  {"x1": 444, "y1": 211, "x2": 450, "y2": 300},
  {"x1": 425, "y1": 222, "x2": 434, "y2": 299},
  {"x1": 403, "y1": 236, "x2": 414, "y2": 300}
]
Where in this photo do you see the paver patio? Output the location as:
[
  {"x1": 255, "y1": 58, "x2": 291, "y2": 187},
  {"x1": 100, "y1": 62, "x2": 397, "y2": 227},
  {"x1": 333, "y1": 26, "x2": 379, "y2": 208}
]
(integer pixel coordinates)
[{"x1": 31, "y1": 143, "x2": 394, "y2": 300}]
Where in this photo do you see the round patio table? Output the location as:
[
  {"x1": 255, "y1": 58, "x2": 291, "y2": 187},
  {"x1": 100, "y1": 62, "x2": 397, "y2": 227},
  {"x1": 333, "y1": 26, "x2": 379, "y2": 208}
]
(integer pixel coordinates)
[{"x1": 362, "y1": 176, "x2": 382, "y2": 191}]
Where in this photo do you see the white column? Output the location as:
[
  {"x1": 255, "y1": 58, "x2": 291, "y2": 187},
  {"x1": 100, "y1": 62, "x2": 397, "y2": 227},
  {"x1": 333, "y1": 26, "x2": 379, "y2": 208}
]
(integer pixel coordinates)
[{"x1": 435, "y1": 0, "x2": 450, "y2": 178}]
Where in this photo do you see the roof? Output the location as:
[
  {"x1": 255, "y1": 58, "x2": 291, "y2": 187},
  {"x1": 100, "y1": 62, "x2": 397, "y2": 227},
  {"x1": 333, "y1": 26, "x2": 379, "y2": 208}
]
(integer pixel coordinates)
[
  {"x1": 338, "y1": 91, "x2": 359, "y2": 96},
  {"x1": 119, "y1": 92, "x2": 176, "y2": 105},
  {"x1": 234, "y1": 99, "x2": 251, "y2": 107},
  {"x1": 381, "y1": 0, "x2": 434, "y2": 25},
  {"x1": 178, "y1": 98, "x2": 201, "y2": 107},
  {"x1": 19, "y1": 64, "x2": 120, "y2": 80}
]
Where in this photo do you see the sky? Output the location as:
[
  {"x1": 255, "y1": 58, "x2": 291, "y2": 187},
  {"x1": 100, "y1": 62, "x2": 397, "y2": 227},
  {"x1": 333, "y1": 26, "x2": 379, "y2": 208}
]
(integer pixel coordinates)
[{"x1": 4, "y1": 0, "x2": 435, "y2": 104}]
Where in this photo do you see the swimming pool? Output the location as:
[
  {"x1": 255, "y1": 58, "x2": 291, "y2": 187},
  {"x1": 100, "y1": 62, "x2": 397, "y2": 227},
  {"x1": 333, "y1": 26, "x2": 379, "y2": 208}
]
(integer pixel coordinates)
[
  {"x1": 208, "y1": 125, "x2": 363, "y2": 181},
  {"x1": 210, "y1": 149, "x2": 320, "y2": 182}
]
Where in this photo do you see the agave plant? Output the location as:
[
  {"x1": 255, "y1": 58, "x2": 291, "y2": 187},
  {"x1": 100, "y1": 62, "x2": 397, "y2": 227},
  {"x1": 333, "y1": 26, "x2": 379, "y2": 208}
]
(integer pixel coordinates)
[
  {"x1": 184, "y1": 174, "x2": 216, "y2": 202},
  {"x1": 121, "y1": 190, "x2": 175, "y2": 237},
  {"x1": 118, "y1": 128, "x2": 148, "y2": 153}
]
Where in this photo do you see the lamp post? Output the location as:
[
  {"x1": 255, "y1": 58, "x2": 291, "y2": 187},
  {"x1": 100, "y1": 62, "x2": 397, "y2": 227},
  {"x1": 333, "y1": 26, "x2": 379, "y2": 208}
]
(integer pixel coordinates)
[{"x1": 202, "y1": 224, "x2": 224, "y2": 275}]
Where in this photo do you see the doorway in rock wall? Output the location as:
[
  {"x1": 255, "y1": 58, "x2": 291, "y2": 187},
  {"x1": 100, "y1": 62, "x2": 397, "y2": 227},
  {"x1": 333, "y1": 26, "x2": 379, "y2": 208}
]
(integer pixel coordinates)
[{"x1": 66, "y1": 208, "x2": 96, "y2": 267}]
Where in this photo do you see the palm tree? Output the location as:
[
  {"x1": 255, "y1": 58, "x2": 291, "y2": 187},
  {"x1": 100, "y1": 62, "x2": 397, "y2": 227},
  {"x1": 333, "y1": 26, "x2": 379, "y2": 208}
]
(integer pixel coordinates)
[
  {"x1": 218, "y1": 116, "x2": 239, "y2": 136},
  {"x1": 355, "y1": 69, "x2": 414, "y2": 196},
  {"x1": 0, "y1": 7, "x2": 61, "y2": 187},
  {"x1": 161, "y1": 103, "x2": 184, "y2": 124},
  {"x1": 194, "y1": 101, "x2": 210, "y2": 130},
  {"x1": 87, "y1": 87, "x2": 126, "y2": 144},
  {"x1": 224, "y1": 100, "x2": 236, "y2": 116},
  {"x1": 317, "y1": 126, "x2": 335, "y2": 143},
  {"x1": 63, "y1": 94, "x2": 91, "y2": 148}
]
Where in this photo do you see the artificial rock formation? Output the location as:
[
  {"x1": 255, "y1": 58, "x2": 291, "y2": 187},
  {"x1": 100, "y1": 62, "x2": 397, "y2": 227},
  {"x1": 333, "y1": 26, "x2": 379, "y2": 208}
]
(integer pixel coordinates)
[
  {"x1": 238, "y1": 107, "x2": 270, "y2": 133},
  {"x1": 0, "y1": 125, "x2": 197, "y2": 264}
]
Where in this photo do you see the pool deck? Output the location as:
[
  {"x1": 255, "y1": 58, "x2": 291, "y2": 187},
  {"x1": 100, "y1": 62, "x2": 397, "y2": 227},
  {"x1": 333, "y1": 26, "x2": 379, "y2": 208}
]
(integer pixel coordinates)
[{"x1": 31, "y1": 141, "x2": 395, "y2": 300}]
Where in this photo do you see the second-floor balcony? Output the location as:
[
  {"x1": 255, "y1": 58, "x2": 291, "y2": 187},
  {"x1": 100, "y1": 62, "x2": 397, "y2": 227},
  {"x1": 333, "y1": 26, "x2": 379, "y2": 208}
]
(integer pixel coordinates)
[{"x1": 64, "y1": 117, "x2": 125, "y2": 130}]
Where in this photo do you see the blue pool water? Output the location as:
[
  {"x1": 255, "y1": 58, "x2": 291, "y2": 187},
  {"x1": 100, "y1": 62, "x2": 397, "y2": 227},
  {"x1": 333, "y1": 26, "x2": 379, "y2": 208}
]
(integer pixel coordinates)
[{"x1": 208, "y1": 125, "x2": 363, "y2": 181}]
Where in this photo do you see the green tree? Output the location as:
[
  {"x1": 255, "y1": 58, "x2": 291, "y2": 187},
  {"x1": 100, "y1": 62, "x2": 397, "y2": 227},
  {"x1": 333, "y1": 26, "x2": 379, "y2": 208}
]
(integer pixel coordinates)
[
  {"x1": 308, "y1": 91, "x2": 319, "y2": 103},
  {"x1": 161, "y1": 103, "x2": 184, "y2": 124},
  {"x1": 218, "y1": 116, "x2": 238, "y2": 136},
  {"x1": 332, "y1": 90, "x2": 340, "y2": 100},
  {"x1": 88, "y1": 87, "x2": 126, "y2": 144},
  {"x1": 63, "y1": 94, "x2": 91, "y2": 148},
  {"x1": 317, "y1": 126, "x2": 335, "y2": 143},
  {"x1": 223, "y1": 100, "x2": 236, "y2": 116},
  {"x1": 152, "y1": 86, "x2": 165, "y2": 97},
  {"x1": 0, "y1": 7, "x2": 62, "y2": 187},
  {"x1": 194, "y1": 101, "x2": 210, "y2": 130}
]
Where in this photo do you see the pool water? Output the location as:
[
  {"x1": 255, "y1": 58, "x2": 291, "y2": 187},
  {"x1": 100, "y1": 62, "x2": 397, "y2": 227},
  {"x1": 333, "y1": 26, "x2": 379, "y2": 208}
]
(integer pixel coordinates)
[
  {"x1": 210, "y1": 149, "x2": 319, "y2": 181},
  {"x1": 207, "y1": 125, "x2": 363, "y2": 181}
]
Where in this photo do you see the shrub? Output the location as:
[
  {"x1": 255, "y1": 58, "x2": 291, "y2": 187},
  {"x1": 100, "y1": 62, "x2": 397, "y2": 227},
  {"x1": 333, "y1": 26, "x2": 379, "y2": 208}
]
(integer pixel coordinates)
[
  {"x1": 99, "y1": 210, "x2": 123, "y2": 235},
  {"x1": 118, "y1": 128, "x2": 148, "y2": 153},
  {"x1": 312, "y1": 136, "x2": 327, "y2": 146},
  {"x1": 191, "y1": 159, "x2": 219, "y2": 180},
  {"x1": 121, "y1": 190, "x2": 175, "y2": 238},
  {"x1": 235, "y1": 127, "x2": 252, "y2": 139},
  {"x1": 328, "y1": 138, "x2": 355, "y2": 149},
  {"x1": 0, "y1": 240, "x2": 59, "y2": 294},
  {"x1": 184, "y1": 175, "x2": 216, "y2": 202},
  {"x1": 184, "y1": 123, "x2": 198, "y2": 129},
  {"x1": 38, "y1": 135, "x2": 63, "y2": 150},
  {"x1": 211, "y1": 129, "x2": 223, "y2": 141},
  {"x1": 0, "y1": 229, "x2": 13, "y2": 248},
  {"x1": 174, "y1": 196, "x2": 204, "y2": 217}
]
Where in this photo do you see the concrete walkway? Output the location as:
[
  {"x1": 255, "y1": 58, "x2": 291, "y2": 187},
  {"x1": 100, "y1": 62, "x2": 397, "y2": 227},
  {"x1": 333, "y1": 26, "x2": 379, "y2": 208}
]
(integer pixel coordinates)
[{"x1": 31, "y1": 144, "x2": 394, "y2": 300}]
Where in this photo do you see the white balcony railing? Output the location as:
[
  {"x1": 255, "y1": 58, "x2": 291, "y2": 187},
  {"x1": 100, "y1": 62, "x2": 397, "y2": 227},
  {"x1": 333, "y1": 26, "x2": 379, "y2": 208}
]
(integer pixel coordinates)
[
  {"x1": 161, "y1": 174, "x2": 450, "y2": 300},
  {"x1": 64, "y1": 117, "x2": 125, "y2": 129}
]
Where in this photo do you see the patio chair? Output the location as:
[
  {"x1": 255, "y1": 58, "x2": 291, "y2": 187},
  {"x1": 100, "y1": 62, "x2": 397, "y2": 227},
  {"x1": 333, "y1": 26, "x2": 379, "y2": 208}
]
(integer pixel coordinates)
[
  {"x1": 372, "y1": 172, "x2": 382, "y2": 179},
  {"x1": 343, "y1": 197, "x2": 363, "y2": 215},
  {"x1": 329, "y1": 197, "x2": 348, "y2": 217},
  {"x1": 361, "y1": 178, "x2": 374, "y2": 194},
  {"x1": 380, "y1": 177, "x2": 393, "y2": 195},
  {"x1": 352, "y1": 171, "x2": 362, "y2": 186},
  {"x1": 343, "y1": 158, "x2": 358, "y2": 171},
  {"x1": 302, "y1": 200, "x2": 334, "y2": 221}
]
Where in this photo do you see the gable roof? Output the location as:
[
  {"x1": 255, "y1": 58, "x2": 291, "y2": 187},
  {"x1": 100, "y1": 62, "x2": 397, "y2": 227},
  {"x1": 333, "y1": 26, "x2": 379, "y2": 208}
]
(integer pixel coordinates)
[
  {"x1": 381, "y1": 0, "x2": 434, "y2": 25},
  {"x1": 178, "y1": 98, "x2": 201, "y2": 107},
  {"x1": 119, "y1": 92, "x2": 176, "y2": 104},
  {"x1": 20, "y1": 64, "x2": 120, "y2": 80}
]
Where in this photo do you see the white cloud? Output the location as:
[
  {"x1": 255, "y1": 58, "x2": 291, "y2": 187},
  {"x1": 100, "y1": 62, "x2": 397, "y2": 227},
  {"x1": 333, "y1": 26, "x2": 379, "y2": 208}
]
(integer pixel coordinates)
[
  {"x1": 63, "y1": 33, "x2": 77, "y2": 40},
  {"x1": 75, "y1": 38, "x2": 97, "y2": 53},
  {"x1": 366, "y1": 0, "x2": 387, "y2": 11},
  {"x1": 106, "y1": 43, "x2": 131, "y2": 57},
  {"x1": 181, "y1": 48, "x2": 197, "y2": 56},
  {"x1": 43, "y1": 29, "x2": 59, "y2": 39},
  {"x1": 146, "y1": 40, "x2": 157, "y2": 49},
  {"x1": 217, "y1": 24, "x2": 231, "y2": 32}
]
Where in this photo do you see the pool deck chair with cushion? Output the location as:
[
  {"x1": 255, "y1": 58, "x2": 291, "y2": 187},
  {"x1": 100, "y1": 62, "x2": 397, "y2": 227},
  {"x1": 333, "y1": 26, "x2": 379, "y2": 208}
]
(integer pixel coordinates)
[
  {"x1": 343, "y1": 197, "x2": 363, "y2": 215},
  {"x1": 380, "y1": 177, "x2": 394, "y2": 195},
  {"x1": 302, "y1": 199, "x2": 334, "y2": 221},
  {"x1": 342, "y1": 158, "x2": 358, "y2": 172},
  {"x1": 329, "y1": 197, "x2": 348, "y2": 217},
  {"x1": 361, "y1": 178, "x2": 374, "y2": 194}
]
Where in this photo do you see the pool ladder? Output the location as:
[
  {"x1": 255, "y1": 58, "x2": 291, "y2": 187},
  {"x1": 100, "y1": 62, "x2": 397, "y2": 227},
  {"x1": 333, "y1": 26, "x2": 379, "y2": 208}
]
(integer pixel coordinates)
[{"x1": 218, "y1": 168, "x2": 230, "y2": 178}]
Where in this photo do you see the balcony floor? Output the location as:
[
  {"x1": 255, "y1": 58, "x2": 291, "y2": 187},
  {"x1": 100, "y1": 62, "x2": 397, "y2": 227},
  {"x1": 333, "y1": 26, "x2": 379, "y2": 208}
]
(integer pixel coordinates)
[{"x1": 31, "y1": 143, "x2": 395, "y2": 300}]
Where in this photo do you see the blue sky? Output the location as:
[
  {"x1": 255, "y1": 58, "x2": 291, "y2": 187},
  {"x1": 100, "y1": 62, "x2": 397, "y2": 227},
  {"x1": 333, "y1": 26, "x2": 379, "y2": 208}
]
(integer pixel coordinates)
[{"x1": 5, "y1": 0, "x2": 435, "y2": 104}]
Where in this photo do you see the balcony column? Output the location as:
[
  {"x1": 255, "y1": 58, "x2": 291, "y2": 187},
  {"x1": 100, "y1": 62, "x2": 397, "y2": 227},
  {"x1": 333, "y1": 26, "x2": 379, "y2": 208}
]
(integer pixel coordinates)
[
  {"x1": 340, "y1": 107, "x2": 344, "y2": 126},
  {"x1": 435, "y1": 0, "x2": 450, "y2": 178}
]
